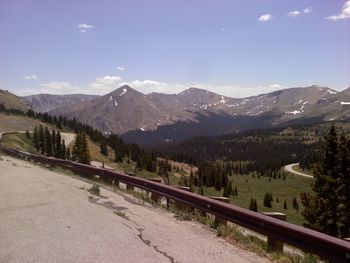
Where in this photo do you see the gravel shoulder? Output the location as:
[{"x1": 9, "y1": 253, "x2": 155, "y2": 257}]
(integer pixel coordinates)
[{"x1": 0, "y1": 154, "x2": 269, "y2": 263}]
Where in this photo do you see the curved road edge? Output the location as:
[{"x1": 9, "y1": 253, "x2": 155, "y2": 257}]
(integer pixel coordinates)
[{"x1": 284, "y1": 163, "x2": 313, "y2": 179}]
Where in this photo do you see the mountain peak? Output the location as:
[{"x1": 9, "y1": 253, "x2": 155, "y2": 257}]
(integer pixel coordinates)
[
  {"x1": 106, "y1": 85, "x2": 143, "y2": 97},
  {"x1": 179, "y1": 87, "x2": 217, "y2": 96}
]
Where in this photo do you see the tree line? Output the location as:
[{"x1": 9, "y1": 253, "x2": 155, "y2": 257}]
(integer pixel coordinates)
[{"x1": 32, "y1": 125, "x2": 67, "y2": 159}]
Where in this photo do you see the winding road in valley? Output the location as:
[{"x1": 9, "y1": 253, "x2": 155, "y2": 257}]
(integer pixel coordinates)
[{"x1": 284, "y1": 163, "x2": 313, "y2": 179}]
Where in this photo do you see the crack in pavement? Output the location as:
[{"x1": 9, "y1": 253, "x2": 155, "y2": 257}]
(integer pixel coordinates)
[
  {"x1": 137, "y1": 227, "x2": 176, "y2": 263},
  {"x1": 85, "y1": 187, "x2": 177, "y2": 262}
]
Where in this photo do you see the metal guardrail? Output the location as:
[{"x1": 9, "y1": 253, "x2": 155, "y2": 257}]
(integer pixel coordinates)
[{"x1": 1, "y1": 142, "x2": 350, "y2": 262}]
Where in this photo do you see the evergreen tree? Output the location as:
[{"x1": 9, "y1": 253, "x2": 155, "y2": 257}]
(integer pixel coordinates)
[
  {"x1": 66, "y1": 147, "x2": 71, "y2": 160},
  {"x1": 283, "y1": 200, "x2": 287, "y2": 210},
  {"x1": 249, "y1": 198, "x2": 258, "y2": 212},
  {"x1": 337, "y1": 134, "x2": 350, "y2": 237},
  {"x1": 263, "y1": 192, "x2": 272, "y2": 208},
  {"x1": 292, "y1": 197, "x2": 299, "y2": 213},
  {"x1": 25, "y1": 130, "x2": 30, "y2": 139},
  {"x1": 44, "y1": 127, "x2": 52, "y2": 156},
  {"x1": 61, "y1": 139, "x2": 66, "y2": 159},
  {"x1": 100, "y1": 142, "x2": 108, "y2": 156},
  {"x1": 38, "y1": 125, "x2": 44, "y2": 154},
  {"x1": 51, "y1": 129, "x2": 56, "y2": 156},
  {"x1": 72, "y1": 132, "x2": 90, "y2": 164},
  {"x1": 33, "y1": 126, "x2": 39, "y2": 151},
  {"x1": 55, "y1": 131, "x2": 61, "y2": 158},
  {"x1": 301, "y1": 125, "x2": 344, "y2": 237}
]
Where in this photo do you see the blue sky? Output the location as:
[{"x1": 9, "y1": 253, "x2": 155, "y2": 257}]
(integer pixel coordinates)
[{"x1": 0, "y1": 0, "x2": 349, "y2": 97}]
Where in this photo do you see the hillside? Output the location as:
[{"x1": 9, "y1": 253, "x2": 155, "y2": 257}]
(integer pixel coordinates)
[
  {"x1": 23, "y1": 94, "x2": 99, "y2": 112},
  {"x1": 0, "y1": 89, "x2": 30, "y2": 112},
  {"x1": 0, "y1": 113, "x2": 50, "y2": 133}
]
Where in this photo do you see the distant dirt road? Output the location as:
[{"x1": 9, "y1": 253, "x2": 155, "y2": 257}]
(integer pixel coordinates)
[
  {"x1": 0, "y1": 154, "x2": 269, "y2": 263},
  {"x1": 284, "y1": 163, "x2": 313, "y2": 178}
]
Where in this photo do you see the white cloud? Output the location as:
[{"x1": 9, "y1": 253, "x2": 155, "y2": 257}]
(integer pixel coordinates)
[
  {"x1": 88, "y1": 75, "x2": 123, "y2": 94},
  {"x1": 39, "y1": 82, "x2": 82, "y2": 94},
  {"x1": 77, "y1": 23, "x2": 95, "y2": 32},
  {"x1": 304, "y1": 7, "x2": 312, "y2": 14},
  {"x1": 326, "y1": 0, "x2": 350, "y2": 21},
  {"x1": 16, "y1": 75, "x2": 287, "y2": 98},
  {"x1": 117, "y1": 66, "x2": 125, "y2": 71},
  {"x1": 269, "y1": 84, "x2": 283, "y2": 89},
  {"x1": 259, "y1": 14, "x2": 272, "y2": 22},
  {"x1": 288, "y1": 10, "x2": 301, "y2": 17},
  {"x1": 24, "y1": 75, "x2": 38, "y2": 80},
  {"x1": 94, "y1": 76, "x2": 122, "y2": 86}
]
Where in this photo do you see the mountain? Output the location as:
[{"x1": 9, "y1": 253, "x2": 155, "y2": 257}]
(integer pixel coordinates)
[
  {"x1": 46, "y1": 84, "x2": 350, "y2": 144},
  {"x1": 23, "y1": 94, "x2": 99, "y2": 112},
  {"x1": 0, "y1": 89, "x2": 31, "y2": 112}
]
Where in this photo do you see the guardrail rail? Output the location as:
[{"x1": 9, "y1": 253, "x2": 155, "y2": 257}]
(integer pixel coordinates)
[{"x1": 1, "y1": 142, "x2": 350, "y2": 262}]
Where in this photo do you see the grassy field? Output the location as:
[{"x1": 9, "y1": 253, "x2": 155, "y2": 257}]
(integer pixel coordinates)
[
  {"x1": 201, "y1": 173, "x2": 313, "y2": 225},
  {"x1": 1, "y1": 133, "x2": 37, "y2": 153}
]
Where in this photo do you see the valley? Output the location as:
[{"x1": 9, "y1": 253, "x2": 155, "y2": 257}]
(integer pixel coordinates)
[{"x1": 2, "y1": 1, "x2": 350, "y2": 261}]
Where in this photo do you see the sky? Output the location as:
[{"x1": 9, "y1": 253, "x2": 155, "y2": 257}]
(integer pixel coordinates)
[{"x1": 0, "y1": 0, "x2": 349, "y2": 98}]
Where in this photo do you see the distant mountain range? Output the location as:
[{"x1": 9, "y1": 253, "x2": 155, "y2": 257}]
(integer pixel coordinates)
[
  {"x1": 15, "y1": 85, "x2": 350, "y2": 144},
  {"x1": 23, "y1": 94, "x2": 98, "y2": 112}
]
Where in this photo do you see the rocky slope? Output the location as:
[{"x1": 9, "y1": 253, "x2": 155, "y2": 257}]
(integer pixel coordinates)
[{"x1": 23, "y1": 94, "x2": 98, "y2": 112}]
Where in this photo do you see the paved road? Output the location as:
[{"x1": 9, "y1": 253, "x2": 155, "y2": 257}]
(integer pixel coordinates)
[
  {"x1": 0, "y1": 154, "x2": 269, "y2": 263},
  {"x1": 284, "y1": 163, "x2": 313, "y2": 178}
]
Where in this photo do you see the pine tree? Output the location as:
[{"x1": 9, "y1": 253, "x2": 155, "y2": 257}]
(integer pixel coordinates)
[
  {"x1": 301, "y1": 125, "x2": 342, "y2": 236},
  {"x1": 283, "y1": 200, "x2": 287, "y2": 210},
  {"x1": 100, "y1": 142, "x2": 108, "y2": 156},
  {"x1": 38, "y1": 125, "x2": 44, "y2": 154},
  {"x1": 337, "y1": 134, "x2": 350, "y2": 237},
  {"x1": 33, "y1": 126, "x2": 39, "y2": 151},
  {"x1": 55, "y1": 131, "x2": 61, "y2": 158},
  {"x1": 263, "y1": 192, "x2": 272, "y2": 208},
  {"x1": 51, "y1": 129, "x2": 56, "y2": 156},
  {"x1": 25, "y1": 130, "x2": 30, "y2": 139},
  {"x1": 249, "y1": 198, "x2": 258, "y2": 212},
  {"x1": 61, "y1": 139, "x2": 66, "y2": 159},
  {"x1": 66, "y1": 147, "x2": 71, "y2": 160},
  {"x1": 44, "y1": 127, "x2": 52, "y2": 156},
  {"x1": 292, "y1": 197, "x2": 299, "y2": 213}
]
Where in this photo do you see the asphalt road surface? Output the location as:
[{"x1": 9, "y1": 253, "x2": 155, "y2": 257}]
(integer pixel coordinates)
[{"x1": 0, "y1": 154, "x2": 269, "y2": 263}]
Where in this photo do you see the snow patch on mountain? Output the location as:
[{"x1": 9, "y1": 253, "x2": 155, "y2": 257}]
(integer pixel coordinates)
[
  {"x1": 341, "y1": 102, "x2": 350, "y2": 105},
  {"x1": 327, "y1": 89, "x2": 337, "y2": 94},
  {"x1": 120, "y1": 88, "x2": 127, "y2": 96},
  {"x1": 286, "y1": 110, "x2": 301, "y2": 115}
]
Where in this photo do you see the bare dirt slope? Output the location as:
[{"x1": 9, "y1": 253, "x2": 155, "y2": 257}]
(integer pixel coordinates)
[
  {"x1": 0, "y1": 154, "x2": 269, "y2": 263},
  {"x1": 0, "y1": 114, "x2": 49, "y2": 133}
]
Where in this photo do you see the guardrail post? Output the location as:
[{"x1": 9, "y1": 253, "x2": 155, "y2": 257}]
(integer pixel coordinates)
[
  {"x1": 261, "y1": 212, "x2": 287, "y2": 252},
  {"x1": 125, "y1": 172, "x2": 136, "y2": 191},
  {"x1": 210, "y1": 196, "x2": 230, "y2": 228},
  {"x1": 149, "y1": 178, "x2": 162, "y2": 203},
  {"x1": 175, "y1": 186, "x2": 192, "y2": 210}
]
